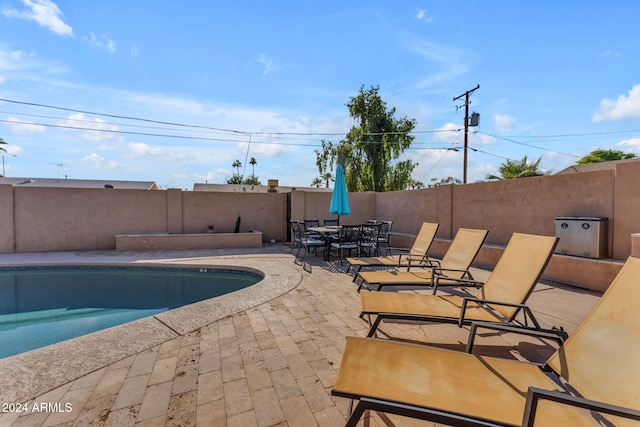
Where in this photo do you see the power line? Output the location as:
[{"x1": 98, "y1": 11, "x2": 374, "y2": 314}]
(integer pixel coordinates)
[
  {"x1": 0, "y1": 97, "x2": 453, "y2": 138},
  {"x1": 475, "y1": 130, "x2": 582, "y2": 158}
]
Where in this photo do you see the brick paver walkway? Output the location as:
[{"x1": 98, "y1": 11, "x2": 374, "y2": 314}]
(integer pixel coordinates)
[{"x1": 0, "y1": 247, "x2": 600, "y2": 426}]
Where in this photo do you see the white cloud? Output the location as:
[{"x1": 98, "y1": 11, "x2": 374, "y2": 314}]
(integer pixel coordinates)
[
  {"x1": 494, "y1": 114, "x2": 516, "y2": 132},
  {"x1": 593, "y1": 84, "x2": 640, "y2": 122},
  {"x1": 470, "y1": 130, "x2": 497, "y2": 146},
  {"x1": 617, "y1": 138, "x2": 640, "y2": 150},
  {"x1": 127, "y1": 142, "x2": 186, "y2": 161},
  {"x1": 1, "y1": 143, "x2": 23, "y2": 156},
  {"x1": 0, "y1": 49, "x2": 33, "y2": 71},
  {"x1": 83, "y1": 32, "x2": 116, "y2": 54},
  {"x1": 415, "y1": 10, "x2": 433, "y2": 24},
  {"x1": 403, "y1": 38, "x2": 469, "y2": 90},
  {"x1": 192, "y1": 168, "x2": 229, "y2": 183},
  {"x1": 5, "y1": 117, "x2": 47, "y2": 134},
  {"x1": 58, "y1": 113, "x2": 120, "y2": 142},
  {"x1": 83, "y1": 153, "x2": 121, "y2": 170},
  {"x1": 2, "y1": 0, "x2": 73, "y2": 36},
  {"x1": 258, "y1": 54, "x2": 280, "y2": 76},
  {"x1": 433, "y1": 122, "x2": 463, "y2": 144}
]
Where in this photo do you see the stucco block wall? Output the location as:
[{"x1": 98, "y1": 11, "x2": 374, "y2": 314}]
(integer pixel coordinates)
[
  {"x1": 374, "y1": 187, "x2": 450, "y2": 239},
  {"x1": 613, "y1": 161, "x2": 640, "y2": 259},
  {"x1": 13, "y1": 187, "x2": 168, "y2": 252},
  {"x1": 290, "y1": 190, "x2": 374, "y2": 225},
  {"x1": 447, "y1": 171, "x2": 615, "y2": 247},
  {"x1": 0, "y1": 185, "x2": 14, "y2": 253},
  {"x1": 181, "y1": 191, "x2": 287, "y2": 243}
]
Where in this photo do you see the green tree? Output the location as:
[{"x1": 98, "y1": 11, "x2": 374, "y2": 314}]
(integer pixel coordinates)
[
  {"x1": 409, "y1": 179, "x2": 424, "y2": 189},
  {"x1": 310, "y1": 177, "x2": 323, "y2": 188},
  {"x1": 428, "y1": 176, "x2": 462, "y2": 187},
  {"x1": 226, "y1": 175, "x2": 242, "y2": 184},
  {"x1": 243, "y1": 175, "x2": 261, "y2": 185},
  {"x1": 249, "y1": 157, "x2": 257, "y2": 177},
  {"x1": 486, "y1": 155, "x2": 548, "y2": 180},
  {"x1": 577, "y1": 148, "x2": 636, "y2": 164},
  {"x1": 321, "y1": 172, "x2": 333, "y2": 188},
  {"x1": 232, "y1": 159, "x2": 242, "y2": 176},
  {"x1": 0, "y1": 137, "x2": 6, "y2": 153},
  {"x1": 315, "y1": 85, "x2": 417, "y2": 192}
]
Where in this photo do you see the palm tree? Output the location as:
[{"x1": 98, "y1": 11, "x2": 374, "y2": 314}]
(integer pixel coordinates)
[
  {"x1": 486, "y1": 155, "x2": 547, "y2": 180},
  {"x1": 322, "y1": 172, "x2": 334, "y2": 188},
  {"x1": 232, "y1": 160, "x2": 242, "y2": 177},
  {"x1": 0, "y1": 137, "x2": 6, "y2": 152},
  {"x1": 310, "y1": 177, "x2": 323, "y2": 188},
  {"x1": 249, "y1": 157, "x2": 257, "y2": 177}
]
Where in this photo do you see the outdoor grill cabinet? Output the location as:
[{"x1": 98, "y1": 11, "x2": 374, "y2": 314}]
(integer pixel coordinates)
[{"x1": 554, "y1": 217, "x2": 608, "y2": 258}]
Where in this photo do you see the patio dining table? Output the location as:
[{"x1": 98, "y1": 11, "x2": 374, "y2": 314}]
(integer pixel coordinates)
[{"x1": 308, "y1": 226, "x2": 342, "y2": 260}]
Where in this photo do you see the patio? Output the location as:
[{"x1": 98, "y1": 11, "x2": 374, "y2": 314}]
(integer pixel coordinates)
[{"x1": 0, "y1": 245, "x2": 601, "y2": 427}]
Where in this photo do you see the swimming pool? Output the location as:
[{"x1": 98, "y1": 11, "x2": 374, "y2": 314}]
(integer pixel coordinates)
[{"x1": 0, "y1": 266, "x2": 262, "y2": 359}]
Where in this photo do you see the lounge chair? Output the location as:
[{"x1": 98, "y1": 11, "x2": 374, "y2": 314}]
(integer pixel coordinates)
[
  {"x1": 360, "y1": 233, "x2": 558, "y2": 337},
  {"x1": 332, "y1": 256, "x2": 640, "y2": 427},
  {"x1": 345, "y1": 222, "x2": 439, "y2": 275},
  {"x1": 355, "y1": 227, "x2": 489, "y2": 292}
]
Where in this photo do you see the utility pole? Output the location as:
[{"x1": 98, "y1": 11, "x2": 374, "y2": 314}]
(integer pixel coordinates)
[{"x1": 453, "y1": 84, "x2": 480, "y2": 183}]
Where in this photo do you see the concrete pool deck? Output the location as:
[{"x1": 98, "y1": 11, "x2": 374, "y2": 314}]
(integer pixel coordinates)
[{"x1": 0, "y1": 245, "x2": 602, "y2": 426}]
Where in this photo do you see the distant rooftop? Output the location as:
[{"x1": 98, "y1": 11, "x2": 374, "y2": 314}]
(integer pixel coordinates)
[
  {"x1": 0, "y1": 177, "x2": 157, "y2": 190},
  {"x1": 193, "y1": 182, "x2": 332, "y2": 193},
  {"x1": 555, "y1": 157, "x2": 640, "y2": 175}
]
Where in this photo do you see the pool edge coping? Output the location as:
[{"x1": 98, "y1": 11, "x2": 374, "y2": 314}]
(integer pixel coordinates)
[{"x1": 0, "y1": 254, "x2": 303, "y2": 404}]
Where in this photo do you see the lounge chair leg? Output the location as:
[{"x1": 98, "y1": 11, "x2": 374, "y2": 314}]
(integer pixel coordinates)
[
  {"x1": 367, "y1": 316, "x2": 383, "y2": 337},
  {"x1": 345, "y1": 401, "x2": 368, "y2": 427}
]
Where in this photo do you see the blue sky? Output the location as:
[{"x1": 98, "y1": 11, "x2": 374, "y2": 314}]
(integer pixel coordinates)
[{"x1": 1, "y1": 1, "x2": 640, "y2": 189}]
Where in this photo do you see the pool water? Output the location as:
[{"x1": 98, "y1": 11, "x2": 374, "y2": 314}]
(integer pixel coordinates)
[{"x1": 0, "y1": 266, "x2": 262, "y2": 358}]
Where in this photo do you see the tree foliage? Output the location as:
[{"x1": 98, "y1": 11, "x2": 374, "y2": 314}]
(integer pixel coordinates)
[
  {"x1": 226, "y1": 158, "x2": 262, "y2": 185},
  {"x1": 0, "y1": 137, "x2": 6, "y2": 153},
  {"x1": 576, "y1": 148, "x2": 636, "y2": 164},
  {"x1": 486, "y1": 155, "x2": 548, "y2": 180},
  {"x1": 314, "y1": 85, "x2": 417, "y2": 192},
  {"x1": 428, "y1": 176, "x2": 462, "y2": 187}
]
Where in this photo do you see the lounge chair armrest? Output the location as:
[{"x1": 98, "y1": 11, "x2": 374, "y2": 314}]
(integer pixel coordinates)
[
  {"x1": 384, "y1": 246, "x2": 410, "y2": 256},
  {"x1": 405, "y1": 255, "x2": 439, "y2": 269},
  {"x1": 522, "y1": 387, "x2": 640, "y2": 427},
  {"x1": 462, "y1": 296, "x2": 528, "y2": 309},
  {"x1": 432, "y1": 267, "x2": 475, "y2": 278},
  {"x1": 432, "y1": 274, "x2": 483, "y2": 291},
  {"x1": 436, "y1": 274, "x2": 483, "y2": 285},
  {"x1": 465, "y1": 321, "x2": 567, "y2": 353}
]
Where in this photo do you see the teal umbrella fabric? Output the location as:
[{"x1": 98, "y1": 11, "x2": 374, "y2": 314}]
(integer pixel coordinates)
[{"x1": 330, "y1": 164, "x2": 351, "y2": 216}]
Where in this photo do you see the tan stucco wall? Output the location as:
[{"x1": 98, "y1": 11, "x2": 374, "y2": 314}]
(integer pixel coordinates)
[
  {"x1": 289, "y1": 190, "x2": 375, "y2": 225},
  {"x1": 0, "y1": 185, "x2": 15, "y2": 253},
  {"x1": 447, "y1": 171, "x2": 614, "y2": 247},
  {"x1": 374, "y1": 186, "x2": 451, "y2": 239},
  {"x1": 13, "y1": 187, "x2": 168, "y2": 252},
  {"x1": 613, "y1": 161, "x2": 640, "y2": 259},
  {"x1": 181, "y1": 191, "x2": 287, "y2": 243},
  {"x1": 2, "y1": 159, "x2": 639, "y2": 291}
]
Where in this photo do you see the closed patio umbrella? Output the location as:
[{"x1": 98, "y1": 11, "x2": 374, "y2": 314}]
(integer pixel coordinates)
[{"x1": 330, "y1": 163, "x2": 350, "y2": 219}]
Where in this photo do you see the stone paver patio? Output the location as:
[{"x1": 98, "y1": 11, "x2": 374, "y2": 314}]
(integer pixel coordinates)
[{"x1": 0, "y1": 245, "x2": 601, "y2": 426}]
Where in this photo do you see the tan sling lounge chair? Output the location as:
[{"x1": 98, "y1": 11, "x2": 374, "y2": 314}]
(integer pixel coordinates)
[
  {"x1": 355, "y1": 227, "x2": 489, "y2": 292},
  {"x1": 360, "y1": 233, "x2": 558, "y2": 337},
  {"x1": 332, "y1": 256, "x2": 640, "y2": 427},
  {"x1": 345, "y1": 222, "x2": 439, "y2": 275}
]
